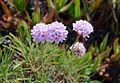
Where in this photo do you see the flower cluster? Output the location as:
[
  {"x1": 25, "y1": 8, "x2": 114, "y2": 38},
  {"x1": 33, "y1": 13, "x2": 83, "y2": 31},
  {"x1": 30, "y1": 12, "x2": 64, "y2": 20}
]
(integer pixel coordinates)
[
  {"x1": 31, "y1": 23, "x2": 48, "y2": 43},
  {"x1": 31, "y1": 20, "x2": 94, "y2": 57},
  {"x1": 31, "y1": 21, "x2": 68, "y2": 43},
  {"x1": 47, "y1": 21, "x2": 68, "y2": 43},
  {"x1": 71, "y1": 20, "x2": 93, "y2": 56},
  {"x1": 70, "y1": 42, "x2": 86, "y2": 56},
  {"x1": 73, "y1": 20, "x2": 93, "y2": 38}
]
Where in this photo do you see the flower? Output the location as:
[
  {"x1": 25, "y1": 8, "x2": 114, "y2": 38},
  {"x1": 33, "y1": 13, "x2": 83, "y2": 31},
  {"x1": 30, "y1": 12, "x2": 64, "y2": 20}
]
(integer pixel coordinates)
[
  {"x1": 70, "y1": 42, "x2": 86, "y2": 56},
  {"x1": 73, "y1": 20, "x2": 93, "y2": 38},
  {"x1": 47, "y1": 21, "x2": 68, "y2": 43},
  {"x1": 31, "y1": 23, "x2": 48, "y2": 43},
  {"x1": 31, "y1": 21, "x2": 68, "y2": 44}
]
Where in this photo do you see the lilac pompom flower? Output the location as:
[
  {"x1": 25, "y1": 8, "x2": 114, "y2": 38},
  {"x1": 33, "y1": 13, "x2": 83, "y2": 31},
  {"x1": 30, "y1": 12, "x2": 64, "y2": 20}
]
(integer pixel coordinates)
[
  {"x1": 70, "y1": 42, "x2": 86, "y2": 56},
  {"x1": 47, "y1": 21, "x2": 68, "y2": 43},
  {"x1": 31, "y1": 23, "x2": 48, "y2": 43},
  {"x1": 31, "y1": 21, "x2": 68, "y2": 44},
  {"x1": 73, "y1": 20, "x2": 93, "y2": 38}
]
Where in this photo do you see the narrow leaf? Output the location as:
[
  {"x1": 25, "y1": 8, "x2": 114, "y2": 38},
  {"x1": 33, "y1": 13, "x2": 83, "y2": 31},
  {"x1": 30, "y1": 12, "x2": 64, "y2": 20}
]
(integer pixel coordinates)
[
  {"x1": 113, "y1": 38, "x2": 119, "y2": 54},
  {"x1": 13, "y1": 0, "x2": 27, "y2": 12},
  {"x1": 32, "y1": 9, "x2": 41, "y2": 26},
  {"x1": 74, "y1": 0, "x2": 81, "y2": 18},
  {"x1": 100, "y1": 33, "x2": 109, "y2": 52},
  {"x1": 59, "y1": 1, "x2": 73, "y2": 13},
  {"x1": 100, "y1": 46, "x2": 112, "y2": 59},
  {"x1": 91, "y1": 55, "x2": 101, "y2": 72}
]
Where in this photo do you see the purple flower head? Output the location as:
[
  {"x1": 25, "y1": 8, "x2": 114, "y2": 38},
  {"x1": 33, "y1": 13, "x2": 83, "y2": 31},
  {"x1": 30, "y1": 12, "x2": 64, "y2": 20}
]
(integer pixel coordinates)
[
  {"x1": 31, "y1": 23, "x2": 48, "y2": 43},
  {"x1": 70, "y1": 42, "x2": 86, "y2": 56},
  {"x1": 73, "y1": 20, "x2": 94, "y2": 38},
  {"x1": 47, "y1": 21, "x2": 68, "y2": 43}
]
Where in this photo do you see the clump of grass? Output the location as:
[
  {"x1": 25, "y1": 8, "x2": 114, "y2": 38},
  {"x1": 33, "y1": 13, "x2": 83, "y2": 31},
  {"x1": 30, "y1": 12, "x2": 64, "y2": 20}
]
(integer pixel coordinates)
[{"x1": 0, "y1": 31, "x2": 101, "y2": 82}]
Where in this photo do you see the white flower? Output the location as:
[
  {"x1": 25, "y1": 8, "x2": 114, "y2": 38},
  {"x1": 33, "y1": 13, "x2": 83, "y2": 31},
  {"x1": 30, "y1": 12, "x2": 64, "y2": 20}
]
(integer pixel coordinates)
[{"x1": 70, "y1": 42, "x2": 86, "y2": 56}]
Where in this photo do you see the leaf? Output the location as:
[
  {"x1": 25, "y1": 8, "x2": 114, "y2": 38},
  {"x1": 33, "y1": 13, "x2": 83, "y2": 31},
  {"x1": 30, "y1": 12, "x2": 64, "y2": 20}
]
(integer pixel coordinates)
[
  {"x1": 89, "y1": 0, "x2": 103, "y2": 13},
  {"x1": 77, "y1": 52, "x2": 92, "y2": 65},
  {"x1": 55, "y1": 0, "x2": 68, "y2": 10},
  {"x1": 32, "y1": 9, "x2": 41, "y2": 26},
  {"x1": 0, "y1": 1, "x2": 12, "y2": 17},
  {"x1": 100, "y1": 33, "x2": 109, "y2": 52},
  {"x1": 13, "y1": 61, "x2": 25, "y2": 70},
  {"x1": 110, "y1": 38, "x2": 120, "y2": 62},
  {"x1": 17, "y1": 20, "x2": 28, "y2": 34},
  {"x1": 117, "y1": 0, "x2": 120, "y2": 11},
  {"x1": 3, "y1": 45, "x2": 21, "y2": 55},
  {"x1": 68, "y1": 5, "x2": 74, "y2": 17},
  {"x1": 110, "y1": 52, "x2": 120, "y2": 62},
  {"x1": 17, "y1": 20, "x2": 31, "y2": 45},
  {"x1": 9, "y1": 33, "x2": 24, "y2": 48},
  {"x1": 13, "y1": 0, "x2": 27, "y2": 12},
  {"x1": 88, "y1": 44, "x2": 96, "y2": 54},
  {"x1": 7, "y1": 33, "x2": 27, "y2": 55},
  {"x1": 91, "y1": 55, "x2": 101, "y2": 72},
  {"x1": 74, "y1": 0, "x2": 81, "y2": 18},
  {"x1": 59, "y1": 1, "x2": 73, "y2": 13},
  {"x1": 100, "y1": 46, "x2": 112, "y2": 59},
  {"x1": 88, "y1": 80, "x2": 102, "y2": 83},
  {"x1": 68, "y1": 0, "x2": 82, "y2": 19},
  {"x1": 47, "y1": 0, "x2": 55, "y2": 8},
  {"x1": 113, "y1": 38, "x2": 119, "y2": 54}
]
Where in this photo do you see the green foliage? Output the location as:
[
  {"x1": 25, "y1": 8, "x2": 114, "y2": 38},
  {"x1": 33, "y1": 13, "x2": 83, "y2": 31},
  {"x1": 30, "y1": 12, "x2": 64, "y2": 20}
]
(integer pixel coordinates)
[
  {"x1": 48, "y1": 0, "x2": 82, "y2": 19},
  {"x1": 48, "y1": 0, "x2": 73, "y2": 13},
  {"x1": 110, "y1": 38, "x2": 120, "y2": 62},
  {"x1": 90, "y1": 33, "x2": 120, "y2": 62},
  {"x1": 59, "y1": 1, "x2": 73, "y2": 13},
  {"x1": 89, "y1": 0, "x2": 103, "y2": 13},
  {"x1": 100, "y1": 46, "x2": 112, "y2": 59},
  {"x1": 113, "y1": 38, "x2": 119, "y2": 54},
  {"x1": 32, "y1": 9, "x2": 41, "y2": 26},
  {"x1": 88, "y1": 44, "x2": 96, "y2": 54},
  {"x1": 88, "y1": 80, "x2": 101, "y2": 83},
  {"x1": 13, "y1": 0, "x2": 27, "y2": 12},
  {"x1": 117, "y1": 0, "x2": 120, "y2": 11},
  {"x1": 17, "y1": 20, "x2": 31, "y2": 45},
  {"x1": 0, "y1": 49, "x2": 16, "y2": 82},
  {"x1": 74, "y1": 0, "x2": 81, "y2": 18},
  {"x1": 91, "y1": 55, "x2": 101, "y2": 72},
  {"x1": 54, "y1": 0, "x2": 68, "y2": 10},
  {"x1": 87, "y1": 34, "x2": 120, "y2": 81},
  {"x1": 68, "y1": 0, "x2": 82, "y2": 19},
  {"x1": 100, "y1": 33, "x2": 109, "y2": 52},
  {"x1": 2, "y1": 33, "x2": 101, "y2": 82}
]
